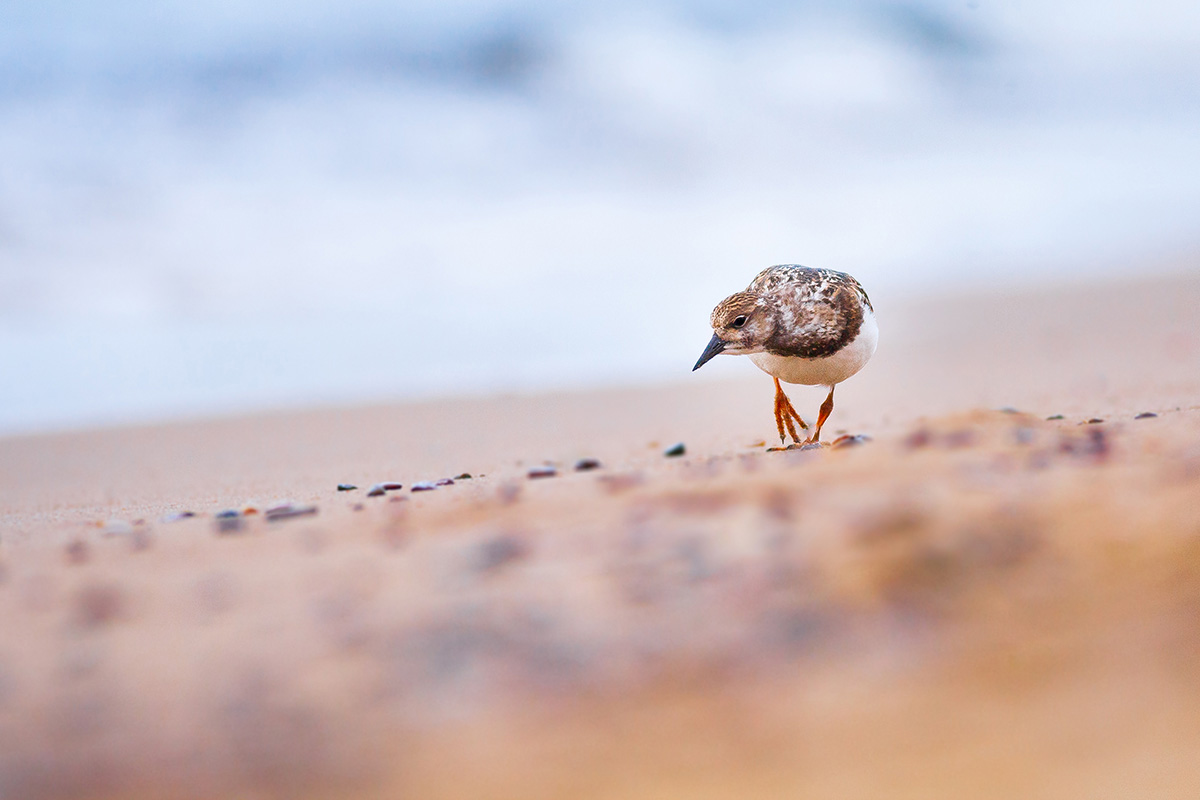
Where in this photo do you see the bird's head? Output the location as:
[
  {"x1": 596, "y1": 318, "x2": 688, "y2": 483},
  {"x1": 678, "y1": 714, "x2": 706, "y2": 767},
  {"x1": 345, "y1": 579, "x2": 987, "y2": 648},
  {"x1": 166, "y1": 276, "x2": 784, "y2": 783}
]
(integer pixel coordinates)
[{"x1": 692, "y1": 292, "x2": 772, "y2": 371}]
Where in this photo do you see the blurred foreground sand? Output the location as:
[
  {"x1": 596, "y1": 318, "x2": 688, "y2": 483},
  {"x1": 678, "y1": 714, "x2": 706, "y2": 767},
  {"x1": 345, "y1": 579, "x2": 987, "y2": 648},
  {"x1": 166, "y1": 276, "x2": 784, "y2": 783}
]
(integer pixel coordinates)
[{"x1": 1, "y1": 269, "x2": 1199, "y2": 799}]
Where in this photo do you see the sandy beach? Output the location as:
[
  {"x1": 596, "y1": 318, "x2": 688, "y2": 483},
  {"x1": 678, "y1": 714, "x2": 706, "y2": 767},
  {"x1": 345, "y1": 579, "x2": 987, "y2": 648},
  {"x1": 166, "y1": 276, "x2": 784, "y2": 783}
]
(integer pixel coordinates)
[{"x1": 2, "y1": 266, "x2": 1200, "y2": 799}]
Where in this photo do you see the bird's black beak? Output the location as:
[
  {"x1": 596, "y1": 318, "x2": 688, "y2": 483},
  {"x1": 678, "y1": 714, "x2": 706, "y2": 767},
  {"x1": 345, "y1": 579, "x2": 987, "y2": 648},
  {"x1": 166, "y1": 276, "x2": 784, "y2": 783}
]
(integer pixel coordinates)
[{"x1": 692, "y1": 333, "x2": 727, "y2": 371}]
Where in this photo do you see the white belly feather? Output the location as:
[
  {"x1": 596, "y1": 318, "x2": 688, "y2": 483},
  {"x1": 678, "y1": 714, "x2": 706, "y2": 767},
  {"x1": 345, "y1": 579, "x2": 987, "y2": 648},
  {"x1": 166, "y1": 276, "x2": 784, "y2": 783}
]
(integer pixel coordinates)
[{"x1": 748, "y1": 310, "x2": 878, "y2": 386}]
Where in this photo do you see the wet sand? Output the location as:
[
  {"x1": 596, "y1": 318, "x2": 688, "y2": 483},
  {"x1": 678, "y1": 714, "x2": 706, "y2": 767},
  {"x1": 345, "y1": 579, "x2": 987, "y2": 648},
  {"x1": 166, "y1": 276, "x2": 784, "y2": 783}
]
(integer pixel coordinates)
[{"x1": 1, "y1": 268, "x2": 1199, "y2": 799}]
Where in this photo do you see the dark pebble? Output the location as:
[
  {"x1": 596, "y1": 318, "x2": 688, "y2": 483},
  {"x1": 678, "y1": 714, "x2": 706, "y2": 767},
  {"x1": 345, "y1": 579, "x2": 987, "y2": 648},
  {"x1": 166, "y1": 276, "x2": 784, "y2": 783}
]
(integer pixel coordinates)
[
  {"x1": 381, "y1": 482, "x2": 405, "y2": 491},
  {"x1": 1135, "y1": 412, "x2": 1158, "y2": 419},
  {"x1": 903, "y1": 428, "x2": 932, "y2": 449},
  {"x1": 1086, "y1": 418, "x2": 1104, "y2": 424},
  {"x1": 1046, "y1": 414, "x2": 1065, "y2": 421},
  {"x1": 664, "y1": 442, "x2": 686, "y2": 457},
  {"x1": 454, "y1": 473, "x2": 473, "y2": 480},
  {"x1": 366, "y1": 485, "x2": 387, "y2": 497},
  {"x1": 574, "y1": 458, "x2": 602, "y2": 472},
  {"x1": 264, "y1": 503, "x2": 318, "y2": 522},
  {"x1": 74, "y1": 582, "x2": 124, "y2": 628},
  {"x1": 411, "y1": 482, "x2": 437, "y2": 492},
  {"x1": 528, "y1": 465, "x2": 558, "y2": 479},
  {"x1": 944, "y1": 429, "x2": 976, "y2": 448},
  {"x1": 215, "y1": 510, "x2": 244, "y2": 534},
  {"x1": 337, "y1": 483, "x2": 357, "y2": 492},
  {"x1": 65, "y1": 539, "x2": 90, "y2": 565},
  {"x1": 474, "y1": 534, "x2": 530, "y2": 573}
]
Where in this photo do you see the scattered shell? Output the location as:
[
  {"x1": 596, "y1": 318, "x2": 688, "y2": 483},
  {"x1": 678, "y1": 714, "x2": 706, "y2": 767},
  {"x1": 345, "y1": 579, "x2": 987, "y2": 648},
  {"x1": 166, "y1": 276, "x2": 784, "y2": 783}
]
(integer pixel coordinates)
[
  {"x1": 574, "y1": 458, "x2": 602, "y2": 472},
  {"x1": 832, "y1": 434, "x2": 871, "y2": 449},
  {"x1": 264, "y1": 503, "x2": 318, "y2": 522},
  {"x1": 381, "y1": 482, "x2": 405, "y2": 491},
  {"x1": 664, "y1": 442, "x2": 686, "y2": 457},
  {"x1": 435, "y1": 478, "x2": 455, "y2": 486},
  {"x1": 162, "y1": 511, "x2": 197, "y2": 523},
  {"x1": 101, "y1": 519, "x2": 133, "y2": 537},
  {"x1": 454, "y1": 473, "x2": 473, "y2": 480},
  {"x1": 367, "y1": 485, "x2": 387, "y2": 497},
  {"x1": 527, "y1": 465, "x2": 558, "y2": 479},
  {"x1": 336, "y1": 483, "x2": 358, "y2": 492},
  {"x1": 1135, "y1": 412, "x2": 1158, "y2": 419},
  {"x1": 1085, "y1": 418, "x2": 1105, "y2": 424},
  {"x1": 411, "y1": 482, "x2": 437, "y2": 492}
]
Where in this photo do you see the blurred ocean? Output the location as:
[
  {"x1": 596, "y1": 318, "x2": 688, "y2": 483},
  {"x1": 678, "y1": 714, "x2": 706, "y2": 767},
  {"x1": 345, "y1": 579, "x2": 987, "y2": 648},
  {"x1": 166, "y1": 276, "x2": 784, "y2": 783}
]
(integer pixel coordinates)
[{"x1": 1, "y1": 0, "x2": 1199, "y2": 434}]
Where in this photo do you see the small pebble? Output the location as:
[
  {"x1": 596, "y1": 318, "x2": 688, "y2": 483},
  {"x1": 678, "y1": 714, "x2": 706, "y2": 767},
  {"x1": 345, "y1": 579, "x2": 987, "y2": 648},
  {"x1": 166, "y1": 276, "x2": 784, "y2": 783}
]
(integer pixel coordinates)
[
  {"x1": 474, "y1": 535, "x2": 530, "y2": 573},
  {"x1": 367, "y1": 484, "x2": 387, "y2": 497},
  {"x1": 454, "y1": 473, "x2": 473, "y2": 480},
  {"x1": 381, "y1": 482, "x2": 404, "y2": 491},
  {"x1": 435, "y1": 478, "x2": 455, "y2": 486},
  {"x1": 162, "y1": 511, "x2": 197, "y2": 523},
  {"x1": 74, "y1": 582, "x2": 124, "y2": 629},
  {"x1": 1046, "y1": 414, "x2": 1065, "y2": 421},
  {"x1": 214, "y1": 510, "x2": 243, "y2": 534},
  {"x1": 411, "y1": 482, "x2": 437, "y2": 492},
  {"x1": 664, "y1": 442, "x2": 686, "y2": 457},
  {"x1": 337, "y1": 484, "x2": 358, "y2": 492},
  {"x1": 264, "y1": 503, "x2": 318, "y2": 522},
  {"x1": 497, "y1": 483, "x2": 522, "y2": 504},
  {"x1": 65, "y1": 540, "x2": 90, "y2": 565},
  {"x1": 902, "y1": 428, "x2": 932, "y2": 449},
  {"x1": 1135, "y1": 412, "x2": 1158, "y2": 419},
  {"x1": 528, "y1": 465, "x2": 558, "y2": 479},
  {"x1": 574, "y1": 458, "x2": 602, "y2": 472},
  {"x1": 1085, "y1": 418, "x2": 1105, "y2": 424}
]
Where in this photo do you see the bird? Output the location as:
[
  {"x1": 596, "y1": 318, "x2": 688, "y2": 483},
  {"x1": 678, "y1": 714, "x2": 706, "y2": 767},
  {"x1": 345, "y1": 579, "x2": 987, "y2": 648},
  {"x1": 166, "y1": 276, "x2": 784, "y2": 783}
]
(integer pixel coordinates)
[{"x1": 692, "y1": 264, "x2": 877, "y2": 446}]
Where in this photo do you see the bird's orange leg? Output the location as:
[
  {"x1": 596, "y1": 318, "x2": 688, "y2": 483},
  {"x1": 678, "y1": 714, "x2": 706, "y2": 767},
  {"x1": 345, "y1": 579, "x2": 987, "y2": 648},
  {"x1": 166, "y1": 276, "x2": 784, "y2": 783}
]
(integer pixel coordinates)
[
  {"x1": 773, "y1": 378, "x2": 808, "y2": 444},
  {"x1": 808, "y1": 385, "x2": 836, "y2": 444}
]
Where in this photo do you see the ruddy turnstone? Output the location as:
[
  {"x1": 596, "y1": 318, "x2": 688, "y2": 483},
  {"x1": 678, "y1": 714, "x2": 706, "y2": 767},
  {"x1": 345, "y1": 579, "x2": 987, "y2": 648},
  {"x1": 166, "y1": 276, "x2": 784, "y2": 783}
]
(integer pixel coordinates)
[{"x1": 692, "y1": 265, "x2": 877, "y2": 445}]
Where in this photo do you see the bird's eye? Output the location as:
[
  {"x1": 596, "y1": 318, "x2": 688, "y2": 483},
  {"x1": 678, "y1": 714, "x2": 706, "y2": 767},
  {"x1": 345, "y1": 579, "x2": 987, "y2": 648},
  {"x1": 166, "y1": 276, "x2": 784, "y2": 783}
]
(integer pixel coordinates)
[{"x1": 732, "y1": 315, "x2": 747, "y2": 328}]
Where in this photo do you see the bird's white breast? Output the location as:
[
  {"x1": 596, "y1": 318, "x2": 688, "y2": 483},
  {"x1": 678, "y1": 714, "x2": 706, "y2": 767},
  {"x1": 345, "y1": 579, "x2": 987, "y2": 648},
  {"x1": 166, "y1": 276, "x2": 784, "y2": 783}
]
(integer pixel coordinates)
[{"x1": 749, "y1": 309, "x2": 878, "y2": 386}]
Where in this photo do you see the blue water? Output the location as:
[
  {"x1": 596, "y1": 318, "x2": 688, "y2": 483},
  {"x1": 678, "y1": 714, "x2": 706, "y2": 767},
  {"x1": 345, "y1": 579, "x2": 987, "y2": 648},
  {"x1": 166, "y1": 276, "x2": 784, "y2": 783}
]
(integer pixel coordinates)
[{"x1": 2, "y1": 0, "x2": 1199, "y2": 433}]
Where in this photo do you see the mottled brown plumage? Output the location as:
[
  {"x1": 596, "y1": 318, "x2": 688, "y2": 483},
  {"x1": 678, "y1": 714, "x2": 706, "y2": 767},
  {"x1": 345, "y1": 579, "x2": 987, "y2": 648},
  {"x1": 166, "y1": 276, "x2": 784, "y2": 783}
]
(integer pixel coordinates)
[{"x1": 695, "y1": 264, "x2": 878, "y2": 446}]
